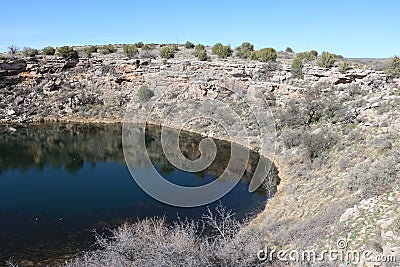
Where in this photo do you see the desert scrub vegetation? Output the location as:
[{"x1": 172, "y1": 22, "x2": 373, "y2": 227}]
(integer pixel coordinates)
[
  {"x1": 290, "y1": 55, "x2": 304, "y2": 79},
  {"x1": 136, "y1": 85, "x2": 154, "y2": 101},
  {"x1": 64, "y1": 204, "x2": 265, "y2": 267},
  {"x1": 251, "y1": 47, "x2": 277, "y2": 62},
  {"x1": 22, "y1": 47, "x2": 39, "y2": 57},
  {"x1": 285, "y1": 47, "x2": 293, "y2": 53},
  {"x1": 384, "y1": 55, "x2": 400, "y2": 78},
  {"x1": 99, "y1": 44, "x2": 117, "y2": 54},
  {"x1": 122, "y1": 45, "x2": 138, "y2": 59},
  {"x1": 43, "y1": 46, "x2": 55, "y2": 55},
  {"x1": 345, "y1": 149, "x2": 400, "y2": 198},
  {"x1": 184, "y1": 41, "x2": 195, "y2": 49},
  {"x1": 8, "y1": 45, "x2": 19, "y2": 54},
  {"x1": 338, "y1": 60, "x2": 351, "y2": 74},
  {"x1": 296, "y1": 51, "x2": 317, "y2": 62},
  {"x1": 81, "y1": 46, "x2": 98, "y2": 58},
  {"x1": 317, "y1": 51, "x2": 336, "y2": 68},
  {"x1": 235, "y1": 42, "x2": 254, "y2": 59},
  {"x1": 212, "y1": 43, "x2": 233, "y2": 59},
  {"x1": 159, "y1": 45, "x2": 177, "y2": 59},
  {"x1": 57, "y1": 46, "x2": 79, "y2": 60},
  {"x1": 194, "y1": 44, "x2": 207, "y2": 61}
]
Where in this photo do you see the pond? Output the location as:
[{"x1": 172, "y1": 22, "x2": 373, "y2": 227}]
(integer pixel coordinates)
[{"x1": 0, "y1": 123, "x2": 279, "y2": 265}]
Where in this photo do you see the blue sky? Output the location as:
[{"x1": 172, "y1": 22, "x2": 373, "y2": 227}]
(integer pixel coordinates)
[{"x1": 0, "y1": 0, "x2": 399, "y2": 58}]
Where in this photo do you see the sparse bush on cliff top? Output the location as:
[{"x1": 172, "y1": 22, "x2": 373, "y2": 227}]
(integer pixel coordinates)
[
  {"x1": 236, "y1": 42, "x2": 254, "y2": 59},
  {"x1": 43, "y1": 46, "x2": 55, "y2": 55},
  {"x1": 22, "y1": 47, "x2": 39, "y2": 57},
  {"x1": 57, "y1": 46, "x2": 79, "y2": 60},
  {"x1": 134, "y1": 42, "x2": 144, "y2": 48},
  {"x1": 285, "y1": 47, "x2": 294, "y2": 53},
  {"x1": 338, "y1": 60, "x2": 351, "y2": 74},
  {"x1": 123, "y1": 45, "x2": 138, "y2": 59},
  {"x1": 137, "y1": 85, "x2": 154, "y2": 101},
  {"x1": 194, "y1": 44, "x2": 207, "y2": 61},
  {"x1": 291, "y1": 56, "x2": 304, "y2": 79},
  {"x1": 212, "y1": 43, "x2": 232, "y2": 59},
  {"x1": 317, "y1": 51, "x2": 336, "y2": 68},
  {"x1": 99, "y1": 44, "x2": 117, "y2": 54},
  {"x1": 296, "y1": 51, "x2": 317, "y2": 62},
  {"x1": 159, "y1": 45, "x2": 177, "y2": 59},
  {"x1": 184, "y1": 41, "x2": 195, "y2": 49},
  {"x1": 384, "y1": 55, "x2": 400, "y2": 78},
  {"x1": 8, "y1": 45, "x2": 19, "y2": 54},
  {"x1": 251, "y1": 47, "x2": 277, "y2": 62},
  {"x1": 82, "y1": 46, "x2": 98, "y2": 57}
]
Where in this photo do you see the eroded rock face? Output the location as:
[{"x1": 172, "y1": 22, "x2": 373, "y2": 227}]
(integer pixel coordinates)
[{"x1": 0, "y1": 54, "x2": 396, "y2": 126}]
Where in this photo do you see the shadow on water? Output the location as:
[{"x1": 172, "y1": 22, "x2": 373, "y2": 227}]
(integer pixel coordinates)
[{"x1": 0, "y1": 123, "x2": 279, "y2": 266}]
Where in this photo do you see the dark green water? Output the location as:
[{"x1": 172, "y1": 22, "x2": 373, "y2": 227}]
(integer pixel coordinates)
[{"x1": 0, "y1": 124, "x2": 279, "y2": 266}]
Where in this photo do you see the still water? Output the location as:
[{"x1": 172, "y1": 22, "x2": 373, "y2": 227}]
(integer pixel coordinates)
[{"x1": 0, "y1": 123, "x2": 279, "y2": 265}]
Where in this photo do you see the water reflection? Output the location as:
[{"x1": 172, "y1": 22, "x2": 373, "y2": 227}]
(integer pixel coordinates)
[{"x1": 0, "y1": 123, "x2": 279, "y2": 266}]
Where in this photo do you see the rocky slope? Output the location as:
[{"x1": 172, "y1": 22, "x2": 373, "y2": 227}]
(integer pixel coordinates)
[{"x1": 1, "y1": 45, "x2": 400, "y2": 266}]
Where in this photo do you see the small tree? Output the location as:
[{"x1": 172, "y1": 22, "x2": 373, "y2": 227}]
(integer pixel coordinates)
[
  {"x1": 141, "y1": 44, "x2": 151, "y2": 50},
  {"x1": 291, "y1": 56, "x2": 304, "y2": 79},
  {"x1": 159, "y1": 46, "x2": 176, "y2": 59},
  {"x1": 134, "y1": 42, "x2": 144, "y2": 48},
  {"x1": 99, "y1": 44, "x2": 117, "y2": 54},
  {"x1": 310, "y1": 50, "x2": 318, "y2": 58},
  {"x1": 384, "y1": 56, "x2": 400, "y2": 78},
  {"x1": 236, "y1": 42, "x2": 254, "y2": 59},
  {"x1": 43, "y1": 46, "x2": 56, "y2": 55},
  {"x1": 285, "y1": 47, "x2": 294, "y2": 53},
  {"x1": 317, "y1": 51, "x2": 336, "y2": 68},
  {"x1": 197, "y1": 49, "x2": 208, "y2": 61},
  {"x1": 8, "y1": 45, "x2": 19, "y2": 54},
  {"x1": 184, "y1": 41, "x2": 195, "y2": 49},
  {"x1": 22, "y1": 47, "x2": 39, "y2": 57},
  {"x1": 57, "y1": 46, "x2": 79, "y2": 60},
  {"x1": 338, "y1": 60, "x2": 351, "y2": 74},
  {"x1": 212, "y1": 43, "x2": 232, "y2": 59},
  {"x1": 82, "y1": 46, "x2": 98, "y2": 58},
  {"x1": 137, "y1": 85, "x2": 154, "y2": 101},
  {"x1": 123, "y1": 45, "x2": 138, "y2": 59},
  {"x1": 251, "y1": 47, "x2": 277, "y2": 62}
]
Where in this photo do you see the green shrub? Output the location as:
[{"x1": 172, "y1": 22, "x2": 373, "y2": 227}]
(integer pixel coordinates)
[
  {"x1": 159, "y1": 46, "x2": 176, "y2": 59},
  {"x1": 184, "y1": 41, "x2": 195, "y2": 49},
  {"x1": 212, "y1": 43, "x2": 232, "y2": 59},
  {"x1": 251, "y1": 47, "x2": 277, "y2": 62},
  {"x1": 296, "y1": 51, "x2": 316, "y2": 62},
  {"x1": 43, "y1": 46, "x2": 55, "y2": 55},
  {"x1": 141, "y1": 44, "x2": 151, "y2": 50},
  {"x1": 82, "y1": 46, "x2": 98, "y2": 57},
  {"x1": 236, "y1": 42, "x2": 254, "y2": 59},
  {"x1": 22, "y1": 47, "x2": 39, "y2": 57},
  {"x1": 195, "y1": 44, "x2": 205, "y2": 51},
  {"x1": 285, "y1": 47, "x2": 294, "y2": 53},
  {"x1": 317, "y1": 51, "x2": 336, "y2": 68},
  {"x1": 310, "y1": 50, "x2": 318, "y2": 58},
  {"x1": 194, "y1": 44, "x2": 207, "y2": 61},
  {"x1": 137, "y1": 85, "x2": 154, "y2": 101},
  {"x1": 134, "y1": 42, "x2": 144, "y2": 48},
  {"x1": 196, "y1": 49, "x2": 208, "y2": 61},
  {"x1": 338, "y1": 60, "x2": 351, "y2": 74},
  {"x1": 291, "y1": 56, "x2": 304, "y2": 79},
  {"x1": 123, "y1": 45, "x2": 138, "y2": 59},
  {"x1": 99, "y1": 44, "x2": 117, "y2": 54},
  {"x1": 57, "y1": 46, "x2": 79, "y2": 60},
  {"x1": 384, "y1": 56, "x2": 400, "y2": 78}
]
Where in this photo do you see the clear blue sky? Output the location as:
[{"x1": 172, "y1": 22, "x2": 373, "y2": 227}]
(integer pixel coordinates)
[{"x1": 1, "y1": 0, "x2": 399, "y2": 58}]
